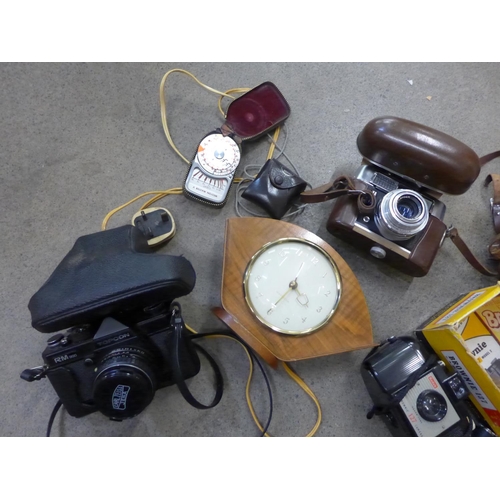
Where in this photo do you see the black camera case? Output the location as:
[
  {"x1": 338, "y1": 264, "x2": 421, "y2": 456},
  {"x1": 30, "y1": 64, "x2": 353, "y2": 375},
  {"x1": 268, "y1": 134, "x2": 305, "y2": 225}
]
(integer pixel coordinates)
[{"x1": 28, "y1": 225, "x2": 196, "y2": 333}]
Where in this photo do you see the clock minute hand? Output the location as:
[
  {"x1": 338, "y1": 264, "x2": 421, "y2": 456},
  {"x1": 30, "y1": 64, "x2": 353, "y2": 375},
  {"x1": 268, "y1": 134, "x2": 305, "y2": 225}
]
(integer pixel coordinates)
[{"x1": 294, "y1": 262, "x2": 305, "y2": 281}]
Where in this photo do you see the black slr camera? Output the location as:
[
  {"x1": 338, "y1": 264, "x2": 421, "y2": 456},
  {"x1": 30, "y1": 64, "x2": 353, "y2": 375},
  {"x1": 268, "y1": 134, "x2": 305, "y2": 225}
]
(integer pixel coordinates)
[
  {"x1": 22, "y1": 225, "x2": 221, "y2": 421},
  {"x1": 360, "y1": 336, "x2": 492, "y2": 437}
]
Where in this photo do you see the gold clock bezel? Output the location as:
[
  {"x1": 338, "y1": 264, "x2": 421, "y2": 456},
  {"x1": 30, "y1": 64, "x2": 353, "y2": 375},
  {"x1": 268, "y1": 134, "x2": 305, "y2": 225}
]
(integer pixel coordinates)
[{"x1": 242, "y1": 237, "x2": 342, "y2": 336}]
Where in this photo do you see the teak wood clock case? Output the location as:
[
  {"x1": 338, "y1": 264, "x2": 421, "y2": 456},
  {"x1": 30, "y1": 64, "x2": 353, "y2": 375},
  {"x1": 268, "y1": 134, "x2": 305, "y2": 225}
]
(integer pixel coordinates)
[{"x1": 213, "y1": 217, "x2": 376, "y2": 368}]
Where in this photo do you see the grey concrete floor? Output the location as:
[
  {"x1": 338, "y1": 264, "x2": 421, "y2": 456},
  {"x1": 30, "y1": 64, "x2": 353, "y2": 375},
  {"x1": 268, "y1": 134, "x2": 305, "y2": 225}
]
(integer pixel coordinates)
[{"x1": 2, "y1": 62, "x2": 500, "y2": 437}]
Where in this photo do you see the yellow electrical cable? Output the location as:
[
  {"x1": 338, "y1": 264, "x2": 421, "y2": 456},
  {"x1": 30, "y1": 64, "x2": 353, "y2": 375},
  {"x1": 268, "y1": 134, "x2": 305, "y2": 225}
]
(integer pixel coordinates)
[
  {"x1": 185, "y1": 322, "x2": 321, "y2": 437},
  {"x1": 101, "y1": 188, "x2": 183, "y2": 230},
  {"x1": 267, "y1": 126, "x2": 281, "y2": 160},
  {"x1": 160, "y1": 69, "x2": 239, "y2": 164},
  {"x1": 282, "y1": 361, "x2": 323, "y2": 437}
]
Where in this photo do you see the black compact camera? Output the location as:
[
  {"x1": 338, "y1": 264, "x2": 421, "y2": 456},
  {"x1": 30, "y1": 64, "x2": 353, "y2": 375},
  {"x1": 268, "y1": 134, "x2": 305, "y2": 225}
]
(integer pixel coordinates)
[
  {"x1": 22, "y1": 225, "x2": 222, "y2": 421},
  {"x1": 360, "y1": 336, "x2": 491, "y2": 437}
]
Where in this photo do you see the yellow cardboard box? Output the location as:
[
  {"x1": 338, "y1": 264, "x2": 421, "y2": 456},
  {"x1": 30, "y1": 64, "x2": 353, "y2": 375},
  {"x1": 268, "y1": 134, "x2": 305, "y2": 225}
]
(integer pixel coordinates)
[{"x1": 417, "y1": 283, "x2": 500, "y2": 436}]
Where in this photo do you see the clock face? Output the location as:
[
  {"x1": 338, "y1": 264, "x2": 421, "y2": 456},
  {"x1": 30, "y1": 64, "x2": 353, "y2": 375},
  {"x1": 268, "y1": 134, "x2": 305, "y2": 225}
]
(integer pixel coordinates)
[{"x1": 243, "y1": 238, "x2": 342, "y2": 335}]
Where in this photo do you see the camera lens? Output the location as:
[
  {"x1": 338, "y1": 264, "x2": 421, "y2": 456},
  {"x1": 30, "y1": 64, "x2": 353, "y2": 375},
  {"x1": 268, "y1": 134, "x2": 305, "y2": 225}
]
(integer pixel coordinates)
[
  {"x1": 93, "y1": 348, "x2": 157, "y2": 420},
  {"x1": 397, "y1": 197, "x2": 420, "y2": 218},
  {"x1": 374, "y1": 189, "x2": 429, "y2": 241},
  {"x1": 416, "y1": 390, "x2": 448, "y2": 422}
]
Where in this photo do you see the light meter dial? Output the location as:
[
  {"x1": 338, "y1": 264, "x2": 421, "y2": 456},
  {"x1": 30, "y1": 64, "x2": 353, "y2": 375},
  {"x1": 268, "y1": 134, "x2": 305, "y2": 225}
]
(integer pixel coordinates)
[{"x1": 197, "y1": 134, "x2": 241, "y2": 177}]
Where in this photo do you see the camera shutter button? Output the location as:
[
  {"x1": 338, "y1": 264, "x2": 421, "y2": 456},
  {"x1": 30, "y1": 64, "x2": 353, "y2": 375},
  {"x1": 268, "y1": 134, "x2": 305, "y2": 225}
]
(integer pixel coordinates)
[
  {"x1": 370, "y1": 246, "x2": 386, "y2": 259},
  {"x1": 47, "y1": 333, "x2": 65, "y2": 347}
]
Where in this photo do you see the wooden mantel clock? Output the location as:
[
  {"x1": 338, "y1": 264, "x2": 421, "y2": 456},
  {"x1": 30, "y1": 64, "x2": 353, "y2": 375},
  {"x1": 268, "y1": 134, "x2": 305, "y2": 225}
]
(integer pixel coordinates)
[{"x1": 212, "y1": 217, "x2": 376, "y2": 368}]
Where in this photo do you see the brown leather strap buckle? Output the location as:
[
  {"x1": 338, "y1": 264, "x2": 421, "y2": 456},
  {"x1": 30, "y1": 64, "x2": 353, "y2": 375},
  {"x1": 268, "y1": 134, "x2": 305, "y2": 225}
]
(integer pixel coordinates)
[
  {"x1": 486, "y1": 173, "x2": 500, "y2": 235},
  {"x1": 491, "y1": 198, "x2": 500, "y2": 217}
]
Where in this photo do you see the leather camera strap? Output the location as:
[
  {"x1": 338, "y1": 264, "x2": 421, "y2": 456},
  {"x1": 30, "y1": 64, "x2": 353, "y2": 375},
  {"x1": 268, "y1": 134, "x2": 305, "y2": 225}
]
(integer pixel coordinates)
[
  {"x1": 447, "y1": 151, "x2": 500, "y2": 276},
  {"x1": 446, "y1": 227, "x2": 500, "y2": 277},
  {"x1": 170, "y1": 304, "x2": 224, "y2": 410},
  {"x1": 300, "y1": 175, "x2": 376, "y2": 214}
]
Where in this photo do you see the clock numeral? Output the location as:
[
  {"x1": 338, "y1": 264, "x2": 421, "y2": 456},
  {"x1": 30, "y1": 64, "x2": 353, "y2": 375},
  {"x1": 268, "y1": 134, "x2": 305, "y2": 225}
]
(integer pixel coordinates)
[
  {"x1": 302, "y1": 317, "x2": 307, "y2": 323},
  {"x1": 316, "y1": 306, "x2": 323, "y2": 313},
  {"x1": 283, "y1": 318, "x2": 290, "y2": 324},
  {"x1": 295, "y1": 249, "x2": 304, "y2": 257},
  {"x1": 279, "y1": 250, "x2": 287, "y2": 258},
  {"x1": 311, "y1": 257, "x2": 319, "y2": 265},
  {"x1": 324, "y1": 290, "x2": 331, "y2": 297},
  {"x1": 262, "y1": 259, "x2": 271, "y2": 266},
  {"x1": 257, "y1": 292, "x2": 264, "y2": 298},
  {"x1": 255, "y1": 275, "x2": 262, "y2": 282}
]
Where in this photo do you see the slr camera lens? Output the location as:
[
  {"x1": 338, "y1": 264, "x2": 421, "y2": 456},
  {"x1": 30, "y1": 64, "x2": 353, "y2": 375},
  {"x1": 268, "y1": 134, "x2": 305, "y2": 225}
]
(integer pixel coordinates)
[
  {"x1": 93, "y1": 348, "x2": 158, "y2": 420},
  {"x1": 375, "y1": 189, "x2": 429, "y2": 241},
  {"x1": 416, "y1": 389, "x2": 448, "y2": 422}
]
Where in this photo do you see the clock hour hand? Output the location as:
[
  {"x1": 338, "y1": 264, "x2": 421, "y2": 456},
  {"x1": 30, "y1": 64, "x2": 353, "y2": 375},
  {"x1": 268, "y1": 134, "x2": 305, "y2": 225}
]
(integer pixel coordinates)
[{"x1": 294, "y1": 287, "x2": 309, "y2": 307}]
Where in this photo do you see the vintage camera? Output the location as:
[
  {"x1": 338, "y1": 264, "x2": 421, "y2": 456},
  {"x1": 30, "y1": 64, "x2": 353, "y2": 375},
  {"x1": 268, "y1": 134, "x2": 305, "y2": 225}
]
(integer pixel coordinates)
[
  {"x1": 319, "y1": 116, "x2": 483, "y2": 276},
  {"x1": 21, "y1": 225, "x2": 212, "y2": 421},
  {"x1": 22, "y1": 308, "x2": 200, "y2": 420},
  {"x1": 360, "y1": 336, "x2": 492, "y2": 437}
]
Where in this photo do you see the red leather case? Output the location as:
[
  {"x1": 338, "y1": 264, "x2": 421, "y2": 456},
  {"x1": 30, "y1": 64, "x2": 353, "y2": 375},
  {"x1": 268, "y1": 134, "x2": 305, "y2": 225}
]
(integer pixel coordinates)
[{"x1": 223, "y1": 82, "x2": 291, "y2": 141}]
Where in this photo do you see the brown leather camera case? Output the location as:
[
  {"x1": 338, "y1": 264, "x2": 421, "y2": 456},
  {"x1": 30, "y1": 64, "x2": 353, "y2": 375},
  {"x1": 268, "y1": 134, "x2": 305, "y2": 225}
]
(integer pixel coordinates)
[{"x1": 357, "y1": 116, "x2": 481, "y2": 194}]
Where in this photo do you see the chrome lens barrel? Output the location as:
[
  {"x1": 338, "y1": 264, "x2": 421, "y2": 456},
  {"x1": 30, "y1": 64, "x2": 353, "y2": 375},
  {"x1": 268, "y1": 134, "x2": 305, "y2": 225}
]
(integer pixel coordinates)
[{"x1": 374, "y1": 189, "x2": 429, "y2": 241}]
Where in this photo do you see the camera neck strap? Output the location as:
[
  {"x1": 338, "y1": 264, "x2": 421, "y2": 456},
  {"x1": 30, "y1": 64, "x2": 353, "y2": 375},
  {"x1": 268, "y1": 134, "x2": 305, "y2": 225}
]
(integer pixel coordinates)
[
  {"x1": 169, "y1": 304, "x2": 224, "y2": 410},
  {"x1": 447, "y1": 150, "x2": 500, "y2": 277},
  {"x1": 300, "y1": 175, "x2": 376, "y2": 214}
]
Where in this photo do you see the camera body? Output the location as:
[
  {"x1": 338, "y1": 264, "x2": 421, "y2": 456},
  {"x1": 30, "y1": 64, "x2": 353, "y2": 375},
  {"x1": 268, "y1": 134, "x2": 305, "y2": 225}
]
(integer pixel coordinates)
[
  {"x1": 36, "y1": 311, "x2": 200, "y2": 420},
  {"x1": 361, "y1": 336, "x2": 474, "y2": 437},
  {"x1": 326, "y1": 116, "x2": 482, "y2": 277},
  {"x1": 327, "y1": 162, "x2": 448, "y2": 277}
]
